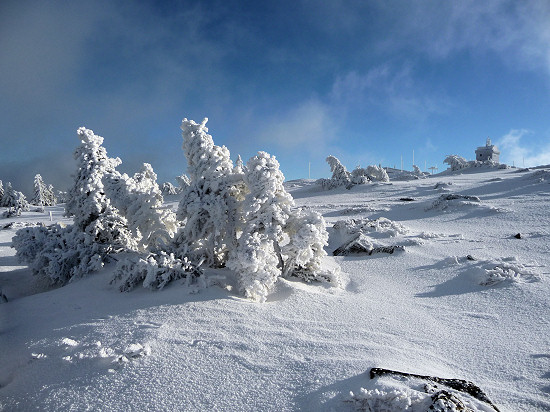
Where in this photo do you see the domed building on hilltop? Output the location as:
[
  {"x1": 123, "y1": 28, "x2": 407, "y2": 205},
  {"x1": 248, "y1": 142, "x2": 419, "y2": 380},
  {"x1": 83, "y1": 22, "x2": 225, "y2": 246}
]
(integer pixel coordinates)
[{"x1": 475, "y1": 138, "x2": 500, "y2": 163}]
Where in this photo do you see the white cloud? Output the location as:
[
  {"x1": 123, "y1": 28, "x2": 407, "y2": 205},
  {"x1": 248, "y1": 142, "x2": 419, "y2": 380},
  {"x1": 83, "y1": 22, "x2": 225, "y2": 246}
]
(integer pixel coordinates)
[
  {"x1": 496, "y1": 129, "x2": 550, "y2": 167},
  {"x1": 256, "y1": 99, "x2": 337, "y2": 155},
  {"x1": 331, "y1": 63, "x2": 450, "y2": 120},
  {"x1": 381, "y1": 1, "x2": 550, "y2": 76}
]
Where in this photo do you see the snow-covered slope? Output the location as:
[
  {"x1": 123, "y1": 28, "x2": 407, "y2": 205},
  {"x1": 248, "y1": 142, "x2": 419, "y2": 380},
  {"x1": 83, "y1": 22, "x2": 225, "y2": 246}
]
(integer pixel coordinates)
[{"x1": 1, "y1": 168, "x2": 549, "y2": 411}]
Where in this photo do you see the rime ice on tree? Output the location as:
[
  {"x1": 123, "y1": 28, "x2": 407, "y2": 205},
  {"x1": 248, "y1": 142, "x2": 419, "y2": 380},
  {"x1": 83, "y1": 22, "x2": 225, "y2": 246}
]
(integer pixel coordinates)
[
  {"x1": 228, "y1": 151, "x2": 295, "y2": 302},
  {"x1": 103, "y1": 163, "x2": 177, "y2": 251},
  {"x1": 31, "y1": 174, "x2": 56, "y2": 206},
  {"x1": 174, "y1": 118, "x2": 244, "y2": 267}
]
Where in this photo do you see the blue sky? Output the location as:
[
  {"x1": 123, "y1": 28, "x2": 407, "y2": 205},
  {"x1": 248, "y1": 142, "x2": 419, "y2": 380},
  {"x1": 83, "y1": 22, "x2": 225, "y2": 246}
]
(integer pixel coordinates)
[{"x1": 1, "y1": 0, "x2": 550, "y2": 194}]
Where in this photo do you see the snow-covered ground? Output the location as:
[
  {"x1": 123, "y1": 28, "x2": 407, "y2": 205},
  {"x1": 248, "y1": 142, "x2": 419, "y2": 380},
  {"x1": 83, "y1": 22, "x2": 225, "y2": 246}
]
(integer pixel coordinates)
[{"x1": 1, "y1": 167, "x2": 550, "y2": 411}]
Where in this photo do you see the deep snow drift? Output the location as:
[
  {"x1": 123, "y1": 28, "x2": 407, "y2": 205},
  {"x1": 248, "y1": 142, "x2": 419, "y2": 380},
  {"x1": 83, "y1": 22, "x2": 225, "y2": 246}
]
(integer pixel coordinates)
[{"x1": 1, "y1": 167, "x2": 550, "y2": 411}]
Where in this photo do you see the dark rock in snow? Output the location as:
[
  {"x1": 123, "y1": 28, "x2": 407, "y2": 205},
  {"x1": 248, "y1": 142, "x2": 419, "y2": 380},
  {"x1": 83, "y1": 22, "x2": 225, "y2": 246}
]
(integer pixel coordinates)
[
  {"x1": 514, "y1": 233, "x2": 522, "y2": 239},
  {"x1": 370, "y1": 367, "x2": 501, "y2": 412},
  {"x1": 427, "y1": 193, "x2": 481, "y2": 211},
  {"x1": 333, "y1": 234, "x2": 405, "y2": 256},
  {"x1": 466, "y1": 255, "x2": 476, "y2": 261},
  {"x1": 399, "y1": 197, "x2": 415, "y2": 202}
]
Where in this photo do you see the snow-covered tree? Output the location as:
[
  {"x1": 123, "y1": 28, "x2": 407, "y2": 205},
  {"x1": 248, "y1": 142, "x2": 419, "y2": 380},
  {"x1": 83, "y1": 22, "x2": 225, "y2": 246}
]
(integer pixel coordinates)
[
  {"x1": 13, "y1": 224, "x2": 105, "y2": 285},
  {"x1": 228, "y1": 151, "x2": 294, "y2": 302},
  {"x1": 174, "y1": 118, "x2": 244, "y2": 267},
  {"x1": 56, "y1": 190, "x2": 68, "y2": 204},
  {"x1": 31, "y1": 174, "x2": 56, "y2": 206},
  {"x1": 444, "y1": 155, "x2": 470, "y2": 171},
  {"x1": 283, "y1": 209, "x2": 340, "y2": 284},
  {"x1": 175, "y1": 174, "x2": 190, "y2": 191},
  {"x1": 103, "y1": 163, "x2": 177, "y2": 251},
  {"x1": 46, "y1": 184, "x2": 57, "y2": 206},
  {"x1": 234, "y1": 155, "x2": 246, "y2": 174},
  {"x1": 327, "y1": 155, "x2": 352, "y2": 187},
  {"x1": 0, "y1": 180, "x2": 4, "y2": 201},
  {"x1": 365, "y1": 165, "x2": 390, "y2": 182},
  {"x1": 64, "y1": 127, "x2": 134, "y2": 251},
  {"x1": 161, "y1": 182, "x2": 178, "y2": 195},
  {"x1": 1, "y1": 182, "x2": 29, "y2": 210},
  {"x1": 13, "y1": 127, "x2": 139, "y2": 286}
]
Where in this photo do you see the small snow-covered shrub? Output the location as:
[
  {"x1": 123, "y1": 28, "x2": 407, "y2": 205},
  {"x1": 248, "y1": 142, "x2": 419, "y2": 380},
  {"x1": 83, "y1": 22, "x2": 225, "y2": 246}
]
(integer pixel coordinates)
[
  {"x1": 444, "y1": 155, "x2": 507, "y2": 172},
  {"x1": 347, "y1": 387, "x2": 426, "y2": 411},
  {"x1": 365, "y1": 165, "x2": 390, "y2": 182},
  {"x1": 283, "y1": 209, "x2": 340, "y2": 285},
  {"x1": 2, "y1": 207, "x2": 22, "y2": 218},
  {"x1": 479, "y1": 262, "x2": 542, "y2": 286},
  {"x1": 333, "y1": 217, "x2": 408, "y2": 239},
  {"x1": 346, "y1": 385, "x2": 492, "y2": 412},
  {"x1": 433, "y1": 181, "x2": 452, "y2": 191},
  {"x1": 112, "y1": 252, "x2": 203, "y2": 291},
  {"x1": 319, "y1": 158, "x2": 390, "y2": 189},
  {"x1": 444, "y1": 155, "x2": 471, "y2": 171},
  {"x1": 12, "y1": 224, "x2": 106, "y2": 285}
]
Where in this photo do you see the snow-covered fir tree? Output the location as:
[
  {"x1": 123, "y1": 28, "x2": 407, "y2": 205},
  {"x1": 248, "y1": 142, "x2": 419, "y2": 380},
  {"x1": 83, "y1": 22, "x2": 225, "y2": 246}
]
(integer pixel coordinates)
[
  {"x1": 1, "y1": 182, "x2": 29, "y2": 210},
  {"x1": 56, "y1": 190, "x2": 68, "y2": 204},
  {"x1": 327, "y1": 155, "x2": 352, "y2": 187},
  {"x1": 0, "y1": 180, "x2": 4, "y2": 201},
  {"x1": 103, "y1": 163, "x2": 177, "y2": 251},
  {"x1": 317, "y1": 155, "x2": 353, "y2": 189},
  {"x1": 14, "y1": 127, "x2": 137, "y2": 285},
  {"x1": 64, "y1": 127, "x2": 134, "y2": 251},
  {"x1": 174, "y1": 118, "x2": 244, "y2": 267},
  {"x1": 46, "y1": 184, "x2": 57, "y2": 206},
  {"x1": 228, "y1": 151, "x2": 294, "y2": 302},
  {"x1": 31, "y1": 174, "x2": 56, "y2": 206},
  {"x1": 161, "y1": 182, "x2": 178, "y2": 195},
  {"x1": 175, "y1": 174, "x2": 190, "y2": 191}
]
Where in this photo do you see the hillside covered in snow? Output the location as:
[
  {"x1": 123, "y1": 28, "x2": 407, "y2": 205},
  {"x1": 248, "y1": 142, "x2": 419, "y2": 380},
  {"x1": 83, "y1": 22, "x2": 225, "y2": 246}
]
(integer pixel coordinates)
[{"x1": 2, "y1": 165, "x2": 550, "y2": 411}]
